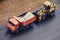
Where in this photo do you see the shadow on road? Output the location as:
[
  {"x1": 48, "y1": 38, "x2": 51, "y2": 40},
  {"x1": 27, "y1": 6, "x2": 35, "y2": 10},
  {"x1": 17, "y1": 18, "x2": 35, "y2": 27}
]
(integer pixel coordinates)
[
  {"x1": 34, "y1": 15, "x2": 56, "y2": 26},
  {"x1": 5, "y1": 26, "x2": 33, "y2": 38}
]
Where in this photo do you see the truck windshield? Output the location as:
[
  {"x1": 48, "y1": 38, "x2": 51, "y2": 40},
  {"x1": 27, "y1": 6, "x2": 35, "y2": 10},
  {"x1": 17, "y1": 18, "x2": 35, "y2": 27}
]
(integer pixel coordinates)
[{"x1": 9, "y1": 21, "x2": 15, "y2": 26}]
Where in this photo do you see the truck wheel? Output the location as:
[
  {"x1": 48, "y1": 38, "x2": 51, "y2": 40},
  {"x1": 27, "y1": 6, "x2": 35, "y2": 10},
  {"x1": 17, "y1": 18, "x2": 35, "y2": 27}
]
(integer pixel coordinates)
[
  {"x1": 30, "y1": 23, "x2": 33, "y2": 27},
  {"x1": 50, "y1": 13, "x2": 54, "y2": 16},
  {"x1": 50, "y1": 11, "x2": 55, "y2": 16},
  {"x1": 15, "y1": 29, "x2": 19, "y2": 34},
  {"x1": 42, "y1": 16, "x2": 46, "y2": 20},
  {"x1": 25, "y1": 24, "x2": 31, "y2": 29},
  {"x1": 22, "y1": 25, "x2": 29, "y2": 31},
  {"x1": 26, "y1": 25, "x2": 29, "y2": 29},
  {"x1": 7, "y1": 27, "x2": 12, "y2": 33},
  {"x1": 42, "y1": 13, "x2": 46, "y2": 20},
  {"x1": 11, "y1": 31, "x2": 15, "y2": 34},
  {"x1": 29, "y1": 23, "x2": 33, "y2": 28}
]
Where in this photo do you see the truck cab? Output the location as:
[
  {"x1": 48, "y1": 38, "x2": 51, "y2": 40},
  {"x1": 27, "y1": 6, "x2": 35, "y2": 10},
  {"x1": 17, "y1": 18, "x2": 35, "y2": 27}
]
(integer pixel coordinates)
[{"x1": 7, "y1": 17, "x2": 19, "y2": 33}]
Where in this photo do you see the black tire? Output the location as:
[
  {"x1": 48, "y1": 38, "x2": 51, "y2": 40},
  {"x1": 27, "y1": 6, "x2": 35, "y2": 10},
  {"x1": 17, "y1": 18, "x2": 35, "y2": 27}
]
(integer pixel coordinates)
[
  {"x1": 22, "y1": 25, "x2": 29, "y2": 31},
  {"x1": 50, "y1": 11, "x2": 55, "y2": 16},
  {"x1": 7, "y1": 27, "x2": 11, "y2": 33},
  {"x1": 42, "y1": 13, "x2": 46, "y2": 20},
  {"x1": 11, "y1": 31, "x2": 15, "y2": 34},
  {"x1": 15, "y1": 29, "x2": 19, "y2": 34},
  {"x1": 29, "y1": 23, "x2": 33, "y2": 28},
  {"x1": 7, "y1": 28, "x2": 15, "y2": 34}
]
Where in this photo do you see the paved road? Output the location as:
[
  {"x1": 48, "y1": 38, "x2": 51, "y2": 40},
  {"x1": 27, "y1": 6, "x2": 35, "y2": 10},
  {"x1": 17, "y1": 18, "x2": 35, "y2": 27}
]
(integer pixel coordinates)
[{"x1": 0, "y1": 3, "x2": 60, "y2": 40}]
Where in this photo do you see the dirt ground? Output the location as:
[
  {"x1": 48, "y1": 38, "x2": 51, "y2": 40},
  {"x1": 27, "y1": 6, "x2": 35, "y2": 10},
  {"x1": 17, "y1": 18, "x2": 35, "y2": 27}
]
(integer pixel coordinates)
[{"x1": 0, "y1": 0, "x2": 53, "y2": 24}]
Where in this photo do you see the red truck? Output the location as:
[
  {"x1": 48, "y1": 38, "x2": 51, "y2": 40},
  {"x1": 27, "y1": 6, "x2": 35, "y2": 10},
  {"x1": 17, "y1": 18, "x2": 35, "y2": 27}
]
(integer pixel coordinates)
[{"x1": 7, "y1": 11, "x2": 36, "y2": 33}]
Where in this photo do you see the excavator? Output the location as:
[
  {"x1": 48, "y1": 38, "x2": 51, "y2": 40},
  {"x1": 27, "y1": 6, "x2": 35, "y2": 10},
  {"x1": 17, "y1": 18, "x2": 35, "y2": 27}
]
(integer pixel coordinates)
[{"x1": 37, "y1": 1, "x2": 56, "y2": 21}]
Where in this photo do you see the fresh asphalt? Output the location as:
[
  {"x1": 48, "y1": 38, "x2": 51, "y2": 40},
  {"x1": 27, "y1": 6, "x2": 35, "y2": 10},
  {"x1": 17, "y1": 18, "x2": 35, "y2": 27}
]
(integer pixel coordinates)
[{"x1": 0, "y1": 3, "x2": 60, "y2": 40}]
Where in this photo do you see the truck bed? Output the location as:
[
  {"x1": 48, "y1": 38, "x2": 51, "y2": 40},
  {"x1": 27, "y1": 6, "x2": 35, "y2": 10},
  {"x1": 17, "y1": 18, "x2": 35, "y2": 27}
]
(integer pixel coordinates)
[{"x1": 13, "y1": 12, "x2": 36, "y2": 26}]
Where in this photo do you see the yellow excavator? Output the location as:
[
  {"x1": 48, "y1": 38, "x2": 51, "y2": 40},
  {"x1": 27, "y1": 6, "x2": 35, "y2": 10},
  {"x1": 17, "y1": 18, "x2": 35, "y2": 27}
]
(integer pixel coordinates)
[{"x1": 37, "y1": 1, "x2": 56, "y2": 21}]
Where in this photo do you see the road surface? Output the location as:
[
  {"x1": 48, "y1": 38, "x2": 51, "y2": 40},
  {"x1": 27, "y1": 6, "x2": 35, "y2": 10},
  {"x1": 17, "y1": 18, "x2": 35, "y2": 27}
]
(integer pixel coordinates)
[{"x1": 0, "y1": 3, "x2": 60, "y2": 40}]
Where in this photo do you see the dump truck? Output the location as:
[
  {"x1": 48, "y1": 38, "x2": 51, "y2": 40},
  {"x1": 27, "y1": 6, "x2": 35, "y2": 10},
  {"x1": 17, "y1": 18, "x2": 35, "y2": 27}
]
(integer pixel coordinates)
[
  {"x1": 33, "y1": 1, "x2": 56, "y2": 21},
  {"x1": 7, "y1": 8, "x2": 36, "y2": 33}
]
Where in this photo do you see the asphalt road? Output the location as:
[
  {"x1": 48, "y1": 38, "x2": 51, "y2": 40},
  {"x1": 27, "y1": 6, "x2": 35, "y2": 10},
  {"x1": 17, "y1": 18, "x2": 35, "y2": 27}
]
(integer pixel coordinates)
[{"x1": 0, "y1": 4, "x2": 60, "y2": 40}]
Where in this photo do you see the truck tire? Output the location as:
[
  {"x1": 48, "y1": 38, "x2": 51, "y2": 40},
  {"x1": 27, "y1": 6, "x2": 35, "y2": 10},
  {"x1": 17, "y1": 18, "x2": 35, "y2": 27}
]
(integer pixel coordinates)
[
  {"x1": 22, "y1": 25, "x2": 29, "y2": 31},
  {"x1": 15, "y1": 29, "x2": 20, "y2": 34},
  {"x1": 7, "y1": 27, "x2": 12, "y2": 33},
  {"x1": 50, "y1": 11, "x2": 55, "y2": 16},
  {"x1": 11, "y1": 31, "x2": 15, "y2": 34},
  {"x1": 42, "y1": 13, "x2": 46, "y2": 20},
  {"x1": 7, "y1": 27, "x2": 16, "y2": 34}
]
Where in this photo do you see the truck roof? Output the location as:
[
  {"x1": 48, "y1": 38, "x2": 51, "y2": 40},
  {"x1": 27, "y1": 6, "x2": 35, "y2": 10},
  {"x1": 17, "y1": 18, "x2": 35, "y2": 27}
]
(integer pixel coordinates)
[{"x1": 9, "y1": 18, "x2": 19, "y2": 25}]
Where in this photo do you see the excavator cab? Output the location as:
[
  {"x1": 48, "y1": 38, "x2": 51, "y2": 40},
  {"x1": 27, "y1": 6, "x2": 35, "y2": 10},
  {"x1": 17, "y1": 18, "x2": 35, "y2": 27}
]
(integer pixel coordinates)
[
  {"x1": 43, "y1": 1, "x2": 51, "y2": 10},
  {"x1": 43, "y1": 1, "x2": 56, "y2": 12}
]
